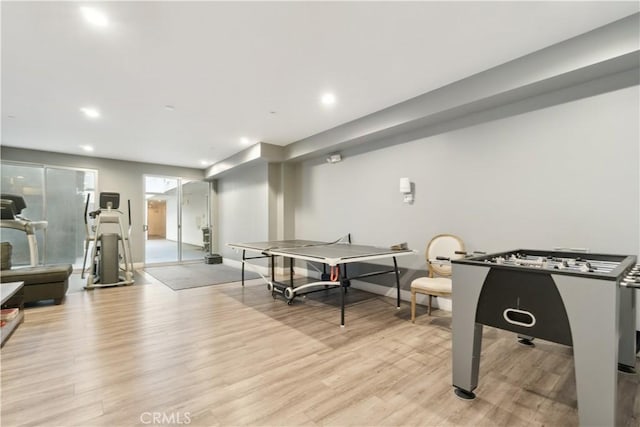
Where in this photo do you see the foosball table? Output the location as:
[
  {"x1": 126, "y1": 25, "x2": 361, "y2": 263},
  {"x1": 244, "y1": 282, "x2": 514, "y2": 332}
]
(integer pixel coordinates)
[{"x1": 451, "y1": 249, "x2": 638, "y2": 426}]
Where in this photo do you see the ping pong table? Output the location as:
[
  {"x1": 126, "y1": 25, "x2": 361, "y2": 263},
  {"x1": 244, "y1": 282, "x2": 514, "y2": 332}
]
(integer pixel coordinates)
[{"x1": 227, "y1": 238, "x2": 415, "y2": 326}]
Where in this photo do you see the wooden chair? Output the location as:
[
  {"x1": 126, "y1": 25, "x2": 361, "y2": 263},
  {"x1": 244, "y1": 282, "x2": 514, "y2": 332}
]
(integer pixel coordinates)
[{"x1": 411, "y1": 234, "x2": 465, "y2": 322}]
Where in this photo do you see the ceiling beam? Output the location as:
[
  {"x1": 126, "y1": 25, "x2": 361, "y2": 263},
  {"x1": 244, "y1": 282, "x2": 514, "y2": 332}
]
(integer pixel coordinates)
[{"x1": 205, "y1": 12, "x2": 639, "y2": 178}]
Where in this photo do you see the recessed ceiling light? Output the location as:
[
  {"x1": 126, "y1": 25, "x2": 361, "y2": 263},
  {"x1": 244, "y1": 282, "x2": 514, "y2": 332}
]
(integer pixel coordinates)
[
  {"x1": 80, "y1": 107, "x2": 100, "y2": 119},
  {"x1": 200, "y1": 160, "x2": 209, "y2": 166},
  {"x1": 80, "y1": 7, "x2": 109, "y2": 28},
  {"x1": 240, "y1": 137, "x2": 251, "y2": 145},
  {"x1": 80, "y1": 145, "x2": 94, "y2": 152},
  {"x1": 321, "y1": 92, "x2": 336, "y2": 106}
]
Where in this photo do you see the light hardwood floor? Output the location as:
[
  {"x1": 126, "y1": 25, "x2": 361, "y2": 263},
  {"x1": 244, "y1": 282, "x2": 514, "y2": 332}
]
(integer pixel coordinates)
[{"x1": 1, "y1": 273, "x2": 639, "y2": 427}]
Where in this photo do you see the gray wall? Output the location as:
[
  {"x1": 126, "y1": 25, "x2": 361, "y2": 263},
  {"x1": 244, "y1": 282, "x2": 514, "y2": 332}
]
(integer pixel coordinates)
[
  {"x1": 0, "y1": 147, "x2": 204, "y2": 263},
  {"x1": 217, "y1": 161, "x2": 269, "y2": 260},
  {"x1": 295, "y1": 86, "x2": 640, "y2": 274}
]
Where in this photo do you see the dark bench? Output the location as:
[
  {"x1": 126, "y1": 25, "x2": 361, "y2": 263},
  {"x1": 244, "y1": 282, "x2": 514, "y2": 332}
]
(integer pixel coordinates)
[{"x1": 0, "y1": 242, "x2": 72, "y2": 305}]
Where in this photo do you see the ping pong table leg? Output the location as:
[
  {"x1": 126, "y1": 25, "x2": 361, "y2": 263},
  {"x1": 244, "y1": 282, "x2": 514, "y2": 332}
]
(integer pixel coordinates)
[
  {"x1": 340, "y1": 263, "x2": 346, "y2": 327},
  {"x1": 393, "y1": 257, "x2": 400, "y2": 308},
  {"x1": 290, "y1": 258, "x2": 294, "y2": 286},
  {"x1": 271, "y1": 255, "x2": 275, "y2": 282},
  {"x1": 241, "y1": 250, "x2": 246, "y2": 286}
]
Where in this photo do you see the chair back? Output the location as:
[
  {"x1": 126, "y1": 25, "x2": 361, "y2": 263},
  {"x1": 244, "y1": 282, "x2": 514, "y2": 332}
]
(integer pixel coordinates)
[{"x1": 426, "y1": 234, "x2": 465, "y2": 277}]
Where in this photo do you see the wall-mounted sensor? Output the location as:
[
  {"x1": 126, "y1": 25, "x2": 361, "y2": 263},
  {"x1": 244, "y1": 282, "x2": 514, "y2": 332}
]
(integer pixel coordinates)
[
  {"x1": 399, "y1": 177, "x2": 411, "y2": 193},
  {"x1": 399, "y1": 177, "x2": 414, "y2": 204},
  {"x1": 326, "y1": 153, "x2": 342, "y2": 163}
]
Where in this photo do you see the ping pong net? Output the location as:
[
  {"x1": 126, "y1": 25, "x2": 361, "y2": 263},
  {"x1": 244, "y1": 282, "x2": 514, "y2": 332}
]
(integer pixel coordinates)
[
  {"x1": 259, "y1": 234, "x2": 352, "y2": 253},
  {"x1": 260, "y1": 235, "x2": 410, "y2": 253}
]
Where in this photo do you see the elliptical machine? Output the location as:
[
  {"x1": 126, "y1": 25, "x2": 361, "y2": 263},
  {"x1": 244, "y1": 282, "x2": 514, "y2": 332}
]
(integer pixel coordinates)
[{"x1": 82, "y1": 192, "x2": 134, "y2": 289}]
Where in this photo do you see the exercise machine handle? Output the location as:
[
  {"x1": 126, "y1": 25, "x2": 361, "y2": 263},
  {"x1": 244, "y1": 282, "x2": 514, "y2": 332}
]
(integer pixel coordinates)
[{"x1": 84, "y1": 193, "x2": 90, "y2": 225}]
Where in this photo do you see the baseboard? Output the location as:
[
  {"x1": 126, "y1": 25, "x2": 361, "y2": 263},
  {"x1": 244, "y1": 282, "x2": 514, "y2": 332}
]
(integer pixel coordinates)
[
  {"x1": 223, "y1": 258, "x2": 243, "y2": 270},
  {"x1": 352, "y1": 280, "x2": 452, "y2": 312},
  {"x1": 74, "y1": 261, "x2": 144, "y2": 274},
  {"x1": 224, "y1": 258, "x2": 271, "y2": 277},
  {"x1": 225, "y1": 259, "x2": 315, "y2": 279},
  {"x1": 292, "y1": 266, "x2": 451, "y2": 312}
]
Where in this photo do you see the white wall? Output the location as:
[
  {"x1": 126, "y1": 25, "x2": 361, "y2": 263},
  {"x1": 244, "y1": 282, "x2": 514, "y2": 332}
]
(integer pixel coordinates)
[
  {"x1": 217, "y1": 162, "x2": 269, "y2": 261},
  {"x1": 295, "y1": 86, "x2": 639, "y2": 280}
]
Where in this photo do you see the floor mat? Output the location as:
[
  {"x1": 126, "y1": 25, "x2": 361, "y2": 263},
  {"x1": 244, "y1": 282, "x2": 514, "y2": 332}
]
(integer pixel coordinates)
[{"x1": 145, "y1": 263, "x2": 259, "y2": 290}]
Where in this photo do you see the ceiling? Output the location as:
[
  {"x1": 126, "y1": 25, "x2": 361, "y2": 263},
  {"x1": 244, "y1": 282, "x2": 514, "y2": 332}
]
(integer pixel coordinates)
[{"x1": 2, "y1": 1, "x2": 639, "y2": 169}]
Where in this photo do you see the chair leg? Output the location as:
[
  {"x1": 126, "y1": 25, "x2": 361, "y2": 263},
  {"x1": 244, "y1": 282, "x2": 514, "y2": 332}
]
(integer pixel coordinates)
[
  {"x1": 428, "y1": 295, "x2": 432, "y2": 316},
  {"x1": 411, "y1": 290, "x2": 416, "y2": 323}
]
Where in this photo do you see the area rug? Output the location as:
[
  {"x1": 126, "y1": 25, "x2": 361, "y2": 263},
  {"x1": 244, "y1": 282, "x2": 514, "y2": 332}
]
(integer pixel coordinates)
[{"x1": 145, "y1": 263, "x2": 259, "y2": 290}]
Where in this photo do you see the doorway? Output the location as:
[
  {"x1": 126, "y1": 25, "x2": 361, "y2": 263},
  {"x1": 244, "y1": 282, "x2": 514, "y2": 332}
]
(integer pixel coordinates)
[{"x1": 144, "y1": 176, "x2": 210, "y2": 265}]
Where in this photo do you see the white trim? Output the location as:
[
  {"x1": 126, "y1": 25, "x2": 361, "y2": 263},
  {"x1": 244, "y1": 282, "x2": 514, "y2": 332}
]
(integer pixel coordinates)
[
  {"x1": 294, "y1": 265, "x2": 321, "y2": 279},
  {"x1": 351, "y1": 280, "x2": 452, "y2": 312},
  {"x1": 224, "y1": 257, "x2": 271, "y2": 276},
  {"x1": 293, "y1": 265, "x2": 452, "y2": 312}
]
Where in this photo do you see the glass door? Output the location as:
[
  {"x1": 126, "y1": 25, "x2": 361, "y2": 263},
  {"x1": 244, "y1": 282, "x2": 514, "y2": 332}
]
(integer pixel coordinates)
[
  {"x1": 179, "y1": 180, "x2": 210, "y2": 262},
  {"x1": 45, "y1": 167, "x2": 96, "y2": 266},
  {"x1": 1, "y1": 163, "x2": 45, "y2": 266},
  {"x1": 144, "y1": 176, "x2": 179, "y2": 264},
  {"x1": 1, "y1": 162, "x2": 96, "y2": 268},
  {"x1": 144, "y1": 176, "x2": 209, "y2": 265}
]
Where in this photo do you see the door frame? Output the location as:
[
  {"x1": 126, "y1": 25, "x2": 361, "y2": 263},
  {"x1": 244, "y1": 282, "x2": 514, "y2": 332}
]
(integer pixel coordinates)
[{"x1": 143, "y1": 175, "x2": 211, "y2": 265}]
